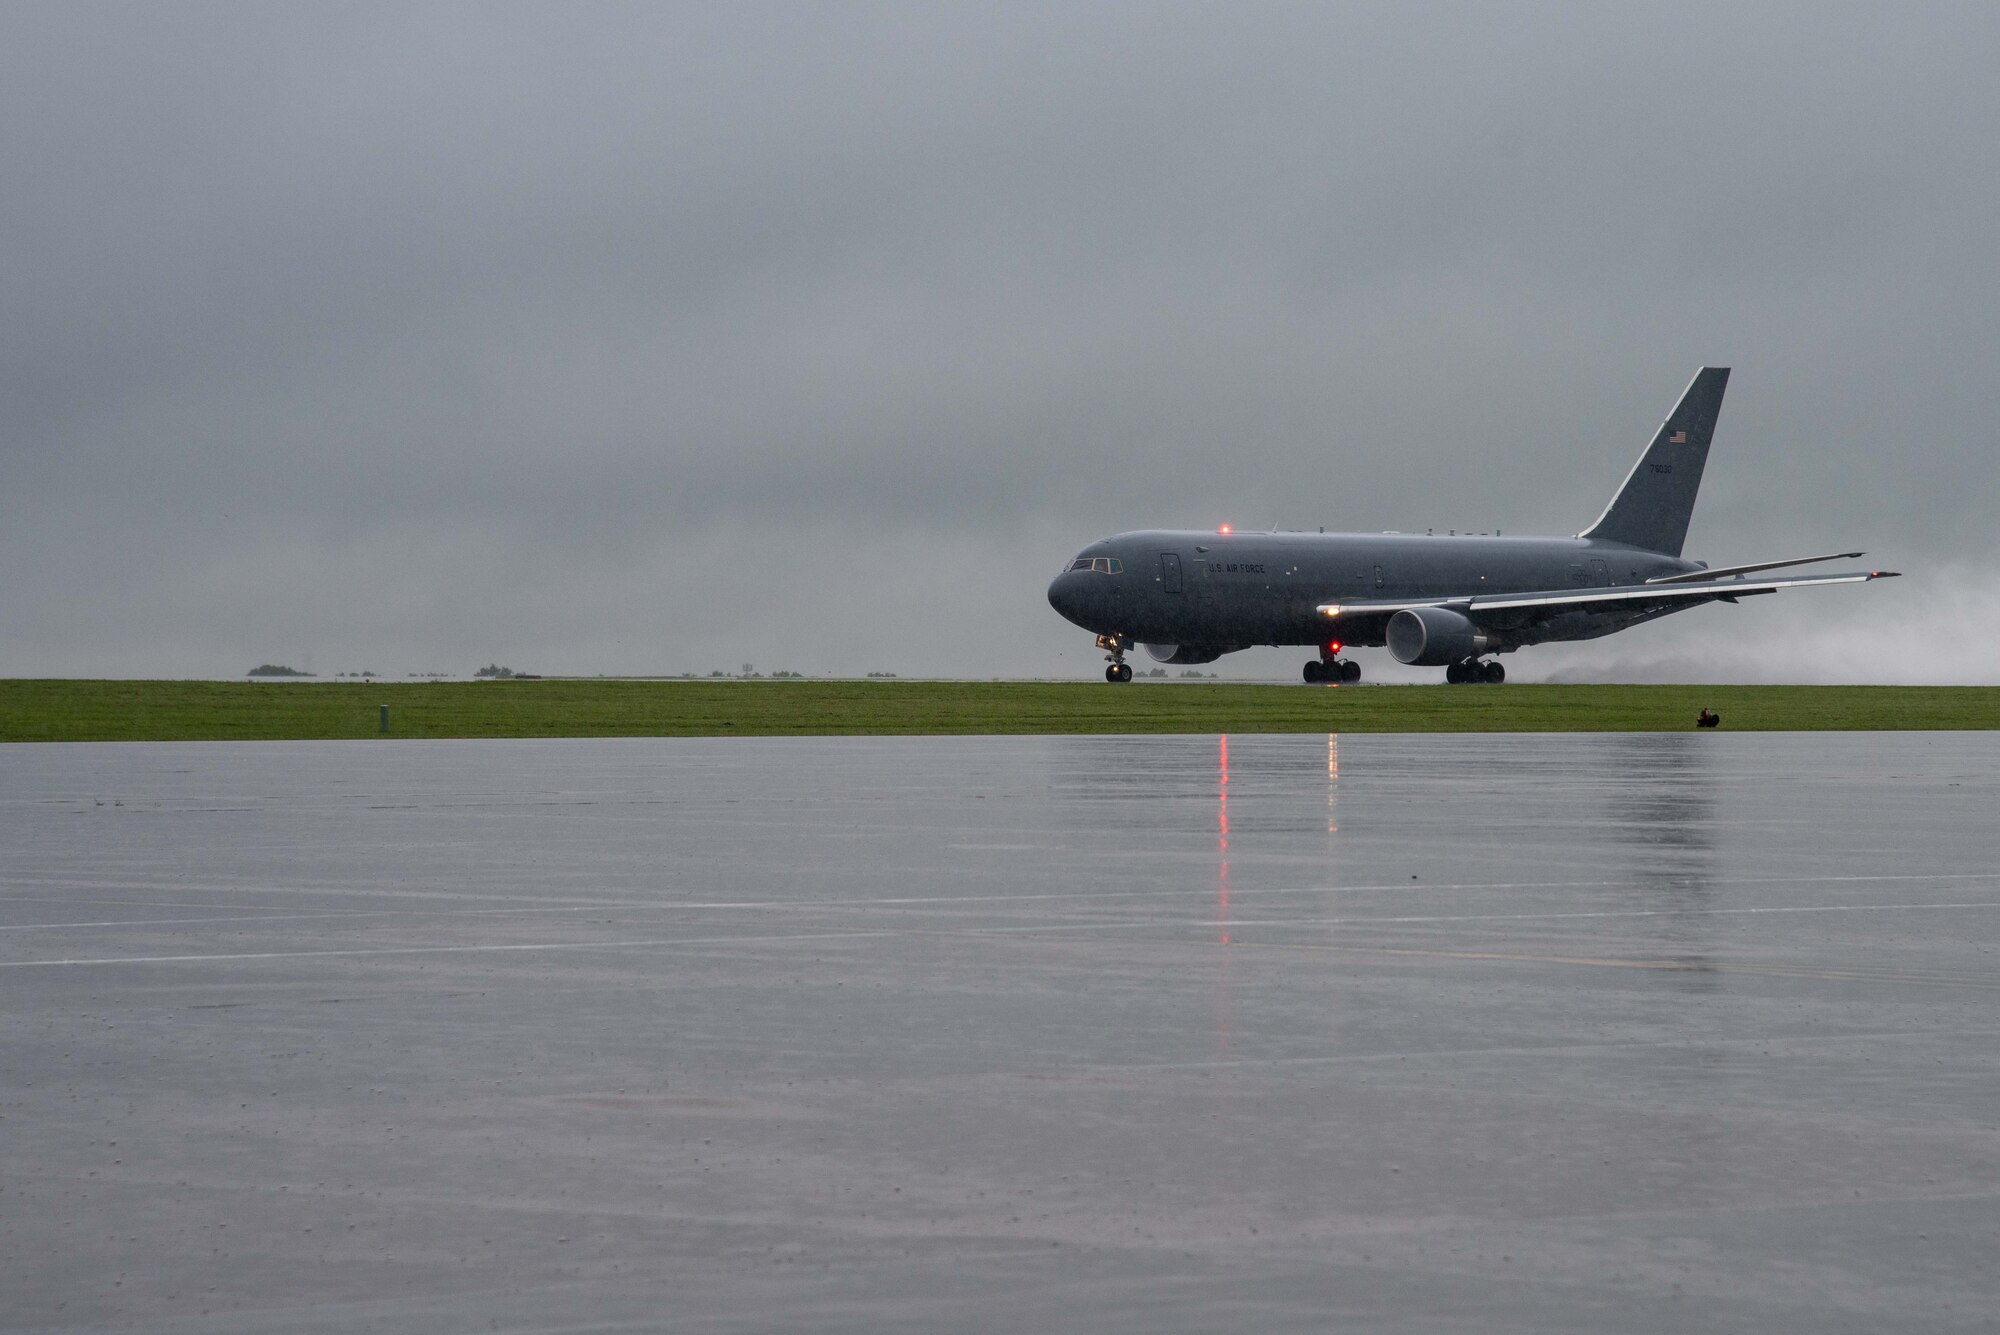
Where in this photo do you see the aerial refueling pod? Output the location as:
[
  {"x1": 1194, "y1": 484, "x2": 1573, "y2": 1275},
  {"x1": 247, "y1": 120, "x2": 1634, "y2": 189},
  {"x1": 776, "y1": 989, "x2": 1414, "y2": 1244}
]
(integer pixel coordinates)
[
  {"x1": 1386, "y1": 607, "x2": 1493, "y2": 666},
  {"x1": 1144, "y1": 644, "x2": 1226, "y2": 665}
]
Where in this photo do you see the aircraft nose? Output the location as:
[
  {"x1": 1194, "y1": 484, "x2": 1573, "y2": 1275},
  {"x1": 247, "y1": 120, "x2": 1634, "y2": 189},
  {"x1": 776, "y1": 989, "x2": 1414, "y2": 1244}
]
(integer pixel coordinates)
[{"x1": 1047, "y1": 573, "x2": 1088, "y2": 626}]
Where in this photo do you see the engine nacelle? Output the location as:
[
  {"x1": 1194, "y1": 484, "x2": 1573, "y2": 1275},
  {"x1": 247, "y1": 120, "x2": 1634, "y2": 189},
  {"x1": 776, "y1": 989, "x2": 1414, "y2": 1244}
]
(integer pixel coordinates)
[
  {"x1": 1386, "y1": 607, "x2": 1493, "y2": 666},
  {"x1": 1144, "y1": 643, "x2": 1225, "y2": 665}
]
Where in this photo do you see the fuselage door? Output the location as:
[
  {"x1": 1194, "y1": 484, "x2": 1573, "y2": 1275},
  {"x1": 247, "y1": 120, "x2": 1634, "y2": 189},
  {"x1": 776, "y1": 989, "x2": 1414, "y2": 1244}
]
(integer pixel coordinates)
[
  {"x1": 1589, "y1": 557, "x2": 1612, "y2": 587},
  {"x1": 1160, "y1": 552, "x2": 1183, "y2": 593}
]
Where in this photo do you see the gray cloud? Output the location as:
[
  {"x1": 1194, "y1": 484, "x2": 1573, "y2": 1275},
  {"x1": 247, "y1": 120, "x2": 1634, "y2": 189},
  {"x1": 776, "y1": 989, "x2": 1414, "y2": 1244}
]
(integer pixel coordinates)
[{"x1": 4, "y1": 2, "x2": 1995, "y2": 679}]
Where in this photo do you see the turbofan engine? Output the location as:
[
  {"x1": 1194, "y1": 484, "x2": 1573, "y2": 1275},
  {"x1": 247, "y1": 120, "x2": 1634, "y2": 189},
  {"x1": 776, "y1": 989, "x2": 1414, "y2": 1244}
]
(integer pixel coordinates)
[
  {"x1": 1144, "y1": 644, "x2": 1225, "y2": 665},
  {"x1": 1385, "y1": 608, "x2": 1493, "y2": 666}
]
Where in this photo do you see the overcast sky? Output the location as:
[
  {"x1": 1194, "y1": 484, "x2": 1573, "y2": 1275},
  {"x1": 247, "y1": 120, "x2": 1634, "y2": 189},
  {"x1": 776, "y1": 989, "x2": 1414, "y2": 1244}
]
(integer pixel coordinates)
[{"x1": 5, "y1": 2, "x2": 1996, "y2": 682}]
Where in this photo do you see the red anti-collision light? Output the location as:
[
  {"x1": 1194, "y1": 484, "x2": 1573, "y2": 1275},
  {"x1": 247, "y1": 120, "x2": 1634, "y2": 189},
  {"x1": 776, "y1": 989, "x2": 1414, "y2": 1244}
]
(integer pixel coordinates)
[{"x1": 1326, "y1": 640, "x2": 1343, "y2": 655}]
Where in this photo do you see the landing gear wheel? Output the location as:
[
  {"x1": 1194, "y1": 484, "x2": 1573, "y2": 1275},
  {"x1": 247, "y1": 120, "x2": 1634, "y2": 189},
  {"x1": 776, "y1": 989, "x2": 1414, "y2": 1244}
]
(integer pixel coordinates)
[
  {"x1": 1095, "y1": 633, "x2": 1133, "y2": 684},
  {"x1": 1310, "y1": 657, "x2": 1362, "y2": 684},
  {"x1": 1480, "y1": 659, "x2": 1505, "y2": 684},
  {"x1": 1445, "y1": 661, "x2": 1467, "y2": 685}
]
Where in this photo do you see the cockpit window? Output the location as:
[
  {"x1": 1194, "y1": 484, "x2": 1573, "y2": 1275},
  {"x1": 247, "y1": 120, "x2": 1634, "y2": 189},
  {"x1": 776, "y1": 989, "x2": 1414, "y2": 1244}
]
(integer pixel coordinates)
[{"x1": 1066, "y1": 556, "x2": 1122, "y2": 574}]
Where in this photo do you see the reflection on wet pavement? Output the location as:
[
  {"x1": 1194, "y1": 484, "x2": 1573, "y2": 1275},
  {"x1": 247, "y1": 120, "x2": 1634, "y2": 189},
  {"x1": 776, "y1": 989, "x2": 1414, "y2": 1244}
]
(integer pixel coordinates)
[{"x1": 3, "y1": 733, "x2": 1998, "y2": 1332}]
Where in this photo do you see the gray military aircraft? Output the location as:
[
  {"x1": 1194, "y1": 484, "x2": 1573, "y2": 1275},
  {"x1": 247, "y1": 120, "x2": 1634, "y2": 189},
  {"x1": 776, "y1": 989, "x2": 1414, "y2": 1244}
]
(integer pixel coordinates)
[{"x1": 1048, "y1": 368, "x2": 1898, "y2": 683}]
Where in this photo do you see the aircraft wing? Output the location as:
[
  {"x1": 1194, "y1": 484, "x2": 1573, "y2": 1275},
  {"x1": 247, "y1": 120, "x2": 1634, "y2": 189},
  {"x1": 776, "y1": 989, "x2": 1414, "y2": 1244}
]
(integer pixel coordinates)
[{"x1": 1317, "y1": 568, "x2": 1900, "y2": 623}]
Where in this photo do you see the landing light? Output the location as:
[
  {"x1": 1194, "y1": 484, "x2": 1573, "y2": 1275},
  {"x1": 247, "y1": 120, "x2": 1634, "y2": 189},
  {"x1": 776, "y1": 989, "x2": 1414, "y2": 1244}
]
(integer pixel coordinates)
[
  {"x1": 1321, "y1": 604, "x2": 1342, "y2": 618},
  {"x1": 1218, "y1": 524, "x2": 1232, "y2": 534}
]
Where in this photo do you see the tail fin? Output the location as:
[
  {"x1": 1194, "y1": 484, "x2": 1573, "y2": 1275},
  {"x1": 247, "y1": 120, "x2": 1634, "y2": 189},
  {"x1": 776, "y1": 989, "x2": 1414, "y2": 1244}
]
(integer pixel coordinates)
[{"x1": 1578, "y1": 367, "x2": 1730, "y2": 556}]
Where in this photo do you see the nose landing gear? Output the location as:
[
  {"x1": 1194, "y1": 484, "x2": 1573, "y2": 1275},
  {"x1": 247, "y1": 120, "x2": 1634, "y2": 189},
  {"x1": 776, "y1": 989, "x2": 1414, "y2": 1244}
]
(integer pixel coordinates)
[
  {"x1": 1444, "y1": 658, "x2": 1506, "y2": 684},
  {"x1": 1097, "y1": 634, "x2": 1134, "y2": 683}
]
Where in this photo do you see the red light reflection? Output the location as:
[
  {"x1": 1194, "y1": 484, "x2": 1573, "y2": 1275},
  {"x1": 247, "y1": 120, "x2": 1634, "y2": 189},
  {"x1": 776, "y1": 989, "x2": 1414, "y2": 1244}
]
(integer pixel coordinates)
[
  {"x1": 1217, "y1": 733, "x2": 1230, "y2": 945},
  {"x1": 1327, "y1": 733, "x2": 1339, "y2": 833}
]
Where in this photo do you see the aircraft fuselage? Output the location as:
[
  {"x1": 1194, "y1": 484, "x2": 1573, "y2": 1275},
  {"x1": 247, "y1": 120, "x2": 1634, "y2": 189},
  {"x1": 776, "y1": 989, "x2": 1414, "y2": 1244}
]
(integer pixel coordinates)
[{"x1": 1048, "y1": 529, "x2": 1701, "y2": 656}]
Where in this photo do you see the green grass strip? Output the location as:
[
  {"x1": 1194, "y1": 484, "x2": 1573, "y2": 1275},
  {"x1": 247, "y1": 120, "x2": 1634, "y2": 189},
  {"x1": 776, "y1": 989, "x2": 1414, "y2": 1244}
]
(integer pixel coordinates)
[{"x1": 3, "y1": 679, "x2": 1998, "y2": 741}]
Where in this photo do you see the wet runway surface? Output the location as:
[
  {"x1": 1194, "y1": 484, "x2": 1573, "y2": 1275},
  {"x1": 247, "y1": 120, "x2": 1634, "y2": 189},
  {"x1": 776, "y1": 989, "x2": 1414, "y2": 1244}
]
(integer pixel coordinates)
[{"x1": 4, "y1": 732, "x2": 1999, "y2": 1333}]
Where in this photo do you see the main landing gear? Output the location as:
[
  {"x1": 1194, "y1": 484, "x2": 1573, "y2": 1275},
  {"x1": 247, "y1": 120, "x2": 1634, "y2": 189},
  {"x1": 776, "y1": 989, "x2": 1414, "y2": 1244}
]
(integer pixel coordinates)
[
  {"x1": 1444, "y1": 658, "x2": 1505, "y2": 684},
  {"x1": 1303, "y1": 657, "x2": 1361, "y2": 684},
  {"x1": 1098, "y1": 634, "x2": 1133, "y2": 683}
]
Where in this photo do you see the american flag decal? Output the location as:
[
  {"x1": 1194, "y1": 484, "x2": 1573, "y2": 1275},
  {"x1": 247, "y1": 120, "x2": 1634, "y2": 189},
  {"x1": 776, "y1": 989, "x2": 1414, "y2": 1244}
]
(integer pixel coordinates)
[{"x1": 1668, "y1": 429, "x2": 1688, "y2": 444}]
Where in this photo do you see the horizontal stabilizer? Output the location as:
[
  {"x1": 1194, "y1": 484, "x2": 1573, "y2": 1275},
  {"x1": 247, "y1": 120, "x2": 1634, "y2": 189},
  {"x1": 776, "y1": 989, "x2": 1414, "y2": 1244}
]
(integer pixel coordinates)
[{"x1": 1646, "y1": 551, "x2": 1863, "y2": 584}]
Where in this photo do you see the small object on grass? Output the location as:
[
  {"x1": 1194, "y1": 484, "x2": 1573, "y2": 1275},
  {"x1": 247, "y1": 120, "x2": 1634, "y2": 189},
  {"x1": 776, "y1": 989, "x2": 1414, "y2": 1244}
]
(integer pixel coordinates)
[
  {"x1": 1697, "y1": 708, "x2": 1720, "y2": 728},
  {"x1": 379, "y1": 705, "x2": 390, "y2": 734}
]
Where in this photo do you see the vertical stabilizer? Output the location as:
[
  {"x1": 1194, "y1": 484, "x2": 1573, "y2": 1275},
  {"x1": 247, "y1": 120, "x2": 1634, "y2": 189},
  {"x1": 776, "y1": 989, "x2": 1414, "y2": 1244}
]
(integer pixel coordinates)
[{"x1": 1579, "y1": 367, "x2": 1730, "y2": 556}]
